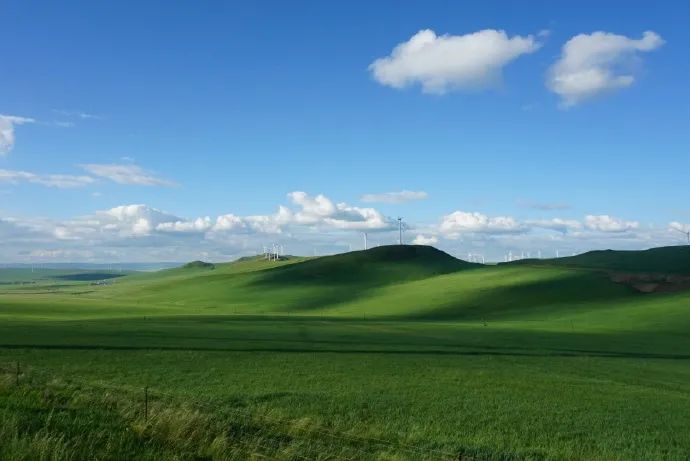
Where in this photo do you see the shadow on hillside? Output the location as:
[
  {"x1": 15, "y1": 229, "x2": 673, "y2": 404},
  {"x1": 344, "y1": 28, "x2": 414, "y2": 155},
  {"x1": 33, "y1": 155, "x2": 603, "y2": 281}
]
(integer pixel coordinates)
[
  {"x1": 243, "y1": 246, "x2": 479, "y2": 313},
  {"x1": 405, "y1": 270, "x2": 636, "y2": 321}
]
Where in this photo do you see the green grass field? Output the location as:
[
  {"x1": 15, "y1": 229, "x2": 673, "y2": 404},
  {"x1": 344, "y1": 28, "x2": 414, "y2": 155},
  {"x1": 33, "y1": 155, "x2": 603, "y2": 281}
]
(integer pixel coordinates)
[{"x1": 1, "y1": 245, "x2": 689, "y2": 460}]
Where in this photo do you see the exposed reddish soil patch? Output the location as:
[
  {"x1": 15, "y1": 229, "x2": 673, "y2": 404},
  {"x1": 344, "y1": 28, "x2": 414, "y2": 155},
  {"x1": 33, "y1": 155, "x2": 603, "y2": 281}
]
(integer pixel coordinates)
[{"x1": 609, "y1": 272, "x2": 690, "y2": 293}]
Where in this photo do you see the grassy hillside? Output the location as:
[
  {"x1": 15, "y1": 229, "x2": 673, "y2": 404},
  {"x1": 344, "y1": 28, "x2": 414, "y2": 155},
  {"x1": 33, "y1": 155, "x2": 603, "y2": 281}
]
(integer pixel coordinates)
[{"x1": 504, "y1": 245, "x2": 690, "y2": 274}]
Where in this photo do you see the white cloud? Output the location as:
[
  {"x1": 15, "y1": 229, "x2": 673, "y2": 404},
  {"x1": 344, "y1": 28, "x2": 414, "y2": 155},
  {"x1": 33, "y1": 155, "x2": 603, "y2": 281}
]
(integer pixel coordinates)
[
  {"x1": 288, "y1": 192, "x2": 394, "y2": 230},
  {"x1": 0, "y1": 169, "x2": 95, "y2": 188},
  {"x1": 584, "y1": 215, "x2": 639, "y2": 232},
  {"x1": 528, "y1": 218, "x2": 583, "y2": 233},
  {"x1": 369, "y1": 29, "x2": 541, "y2": 94},
  {"x1": 53, "y1": 110, "x2": 101, "y2": 120},
  {"x1": 80, "y1": 163, "x2": 177, "y2": 187},
  {"x1": 669, "y1": 222, "x2": 690, "y2": 232},
  {"x1": 0, "y1": 114, "x2": 35, "y2": 155},
  {"x1": 547, "y1": 31, "x2": 664, "y2": 107},
  {"x1": 412, "y1": 234, "x2": 438, "y2": 246},
  {"x1": 669, "y1": 222, "x2": 690, "y2": 242},
  {"x1": 157, "y1": 217, "x2": 213, "y2": 234},
  {"x1": 440, "y1": 211, "x2": 524, "y2": 238},
  {"x1": 361, "y1": 190, "x2": 429, "y2": 204},
  {"x1": 101, "y1": 204, "x2": 182, "y2": 237}
]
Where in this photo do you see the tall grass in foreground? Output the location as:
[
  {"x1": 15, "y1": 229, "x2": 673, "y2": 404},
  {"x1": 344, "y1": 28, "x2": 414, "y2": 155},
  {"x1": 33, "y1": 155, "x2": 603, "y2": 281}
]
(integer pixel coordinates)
[{"x1": 0, "y1": 367, "x2": 459, "y2": 461}]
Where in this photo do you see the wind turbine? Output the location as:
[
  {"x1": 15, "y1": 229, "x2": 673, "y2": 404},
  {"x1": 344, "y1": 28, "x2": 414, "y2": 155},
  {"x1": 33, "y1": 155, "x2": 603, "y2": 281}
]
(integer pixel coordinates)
[
  {"x1": 673, "y1": 227, "x2": 690, "y2": 244},
  {"x1": 363, "y1": 232, "x2": 368, "y2": 250},
  {"x1": 397, "y1": 217, "x2": 403, "y2": 245}
]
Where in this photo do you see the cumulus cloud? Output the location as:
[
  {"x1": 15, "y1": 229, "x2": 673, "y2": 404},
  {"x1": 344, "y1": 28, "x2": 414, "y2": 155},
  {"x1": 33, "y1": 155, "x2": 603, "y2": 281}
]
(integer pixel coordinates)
[
  {"x1": 0, "y1": 114, "x2": 35, "y2": 155},
  {"x1": 440, "y1": 211, "x2": 524, "y2": 238},
  {"x1": 80, "y1": 163, "x2": 177, "y2": 187},
  {"x1": 157, "y1": 217, "x2": 213, "y2": 234},
  {"x1": 288, "y1": 192, "x2": 394, "y2": 230},
  {"x1": 369, "y1": 29, "x2": 541, "y2": 94},
  {"x1": 98, "y1": 204, "x2": 182, "y2": 237},
  {"x1": 46, "y1": 192, "x2": 394, "y2": 248},
  {"x1": 584, "y1": 215, "x2": 639, "y2": 232},
  {"x1": 412, "y1": 234, "x2": 438, "y2": 246},
  {"x1": 547, "y1": 31, "x2": 664, "y2": 107},
  {"x1": 361, "y1": 190, "x2": 429, "y2": 204},
  {"x1": 0, "y1": 169, "x2": 95, "y2": 188}
]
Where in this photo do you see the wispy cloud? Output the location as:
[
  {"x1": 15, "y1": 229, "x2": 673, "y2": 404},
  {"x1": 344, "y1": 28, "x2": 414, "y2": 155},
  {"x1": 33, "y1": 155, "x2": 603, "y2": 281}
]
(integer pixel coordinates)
[
  {"x1": 0, "y1": 169, "x2": 95, "y2": 188},
  {"x1": 79, "y1": 163, "x2": 177, "y2": 187},
  {"x1": 361, "y1": 190, "x2": 429, "y2": 204},
  {"x1": 52, "y1": 110, "x2": 102, "y2": 120},
  {"x1": 0, "y1": 114, "x2": 35, "y2": 155}
]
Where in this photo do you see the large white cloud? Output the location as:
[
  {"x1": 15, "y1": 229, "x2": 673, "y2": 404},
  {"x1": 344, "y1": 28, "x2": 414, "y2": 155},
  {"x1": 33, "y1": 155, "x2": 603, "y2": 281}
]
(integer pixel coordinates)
[
  {"x1": 547, "y1": 31, "x2": 664, "y2": 107},
  {"x1": 369, "y1": 29, "x2": 541, "y2": 94},
  {"x1": 101, "y1": 204, "x2": 182, "y2": 237},
  {"x1": 584, "y1": 215, "x2": 639, "y2": 232},
  {"x1": 0, "y1": 115, "x2": 35, "y2": 155},
  {"x1": 288, "y1": 192, "x2": 394, "y2": 230},
  {"x1": 80, "y1": 163, "x2": 176, "y2": 187},
  {"x1": 361, "y1": 190, "x2": 429, "y2": 204},
  {"x1": 440, "y1": 211, "x2": 524, "y2": 238},
  {"x1": 0, "y1": 169, "x2": 95, "y2": 188}
]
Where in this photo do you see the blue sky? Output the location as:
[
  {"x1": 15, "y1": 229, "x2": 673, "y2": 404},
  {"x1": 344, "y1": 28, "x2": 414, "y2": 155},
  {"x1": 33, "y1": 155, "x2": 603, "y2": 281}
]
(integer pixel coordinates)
[{"x1": 1, "y1": 0, "x2": 689, "y2": 262}]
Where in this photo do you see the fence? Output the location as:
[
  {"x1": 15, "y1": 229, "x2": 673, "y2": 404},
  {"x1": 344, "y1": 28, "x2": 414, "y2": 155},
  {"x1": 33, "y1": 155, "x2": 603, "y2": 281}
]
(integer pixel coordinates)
[{"x1": 1, "y1": 362, "x2": 466, "y2": 461}]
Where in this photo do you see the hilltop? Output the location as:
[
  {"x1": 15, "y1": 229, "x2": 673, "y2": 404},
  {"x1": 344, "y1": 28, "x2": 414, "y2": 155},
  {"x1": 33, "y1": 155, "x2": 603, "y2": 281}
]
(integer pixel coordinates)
[
  {"x1": 182, "y1": 260, "x2": 216, "y2": 270},
  {"x1": 503, "y1": 245, "x2": 690, "y2": 274},
  {"x1": 254, "y1": 245, "x2": 479, "y2": 287}
]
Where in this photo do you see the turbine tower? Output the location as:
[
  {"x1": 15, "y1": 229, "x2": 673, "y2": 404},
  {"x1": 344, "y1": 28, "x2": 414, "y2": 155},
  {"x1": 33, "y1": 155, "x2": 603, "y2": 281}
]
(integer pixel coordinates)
[
  {"x1": 363, "y1": 232, "x2": 368, "y2": 250},
  {"x1": 397, "y1": 217, "x2": 403, "y2": 245},
  {"x1": 673, "y1": 227, "x2": 690, "y2": 244}
]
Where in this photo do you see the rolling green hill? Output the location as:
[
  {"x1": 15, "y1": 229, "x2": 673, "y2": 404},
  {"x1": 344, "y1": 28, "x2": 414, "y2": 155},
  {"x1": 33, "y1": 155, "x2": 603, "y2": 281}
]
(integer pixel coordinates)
[
  {"x1": 503, "y1": 245, "x2": 690, "y2": 274},
  {"x1": 254, "y1": 244, "x2": 479, "y2": 285}
]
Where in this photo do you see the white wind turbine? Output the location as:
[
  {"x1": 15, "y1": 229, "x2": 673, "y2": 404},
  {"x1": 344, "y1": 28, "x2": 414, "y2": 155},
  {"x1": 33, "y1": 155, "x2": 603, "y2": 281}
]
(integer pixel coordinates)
[{"x1": 672, "y1": 227, "x2": 690, "y2": 244}]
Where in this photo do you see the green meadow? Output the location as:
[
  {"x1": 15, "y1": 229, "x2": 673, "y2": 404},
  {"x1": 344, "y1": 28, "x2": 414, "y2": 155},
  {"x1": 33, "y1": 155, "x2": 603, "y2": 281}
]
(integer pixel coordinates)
[{"x1": 1, "y1": 245, "x2": 689, "y2": 460}]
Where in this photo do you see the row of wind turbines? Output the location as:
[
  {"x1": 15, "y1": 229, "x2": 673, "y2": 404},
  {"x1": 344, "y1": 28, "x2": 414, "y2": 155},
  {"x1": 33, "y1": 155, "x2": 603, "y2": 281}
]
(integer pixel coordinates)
[{"x1": 259, "y1": 221, "x2": 690, "y2": 263}]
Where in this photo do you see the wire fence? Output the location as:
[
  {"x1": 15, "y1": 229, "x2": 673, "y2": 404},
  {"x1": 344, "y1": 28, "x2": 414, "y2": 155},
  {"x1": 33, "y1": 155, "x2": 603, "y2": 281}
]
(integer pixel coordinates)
[{"x1": 0, "y1": 361, "x2": 467, "y2": 461}]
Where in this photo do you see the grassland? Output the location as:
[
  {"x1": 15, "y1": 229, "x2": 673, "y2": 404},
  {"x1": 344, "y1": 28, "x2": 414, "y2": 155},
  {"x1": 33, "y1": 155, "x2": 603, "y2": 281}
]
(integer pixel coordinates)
[{"x1": 1, "y1": 245, "x2": 689, "y2": 460}]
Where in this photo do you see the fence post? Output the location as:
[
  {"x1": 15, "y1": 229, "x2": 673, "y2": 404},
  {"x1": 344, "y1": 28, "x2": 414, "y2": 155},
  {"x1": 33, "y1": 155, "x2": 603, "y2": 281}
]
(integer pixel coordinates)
[{"x1": 144, "y1": 386, "x2": 149, "y2": 422}]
